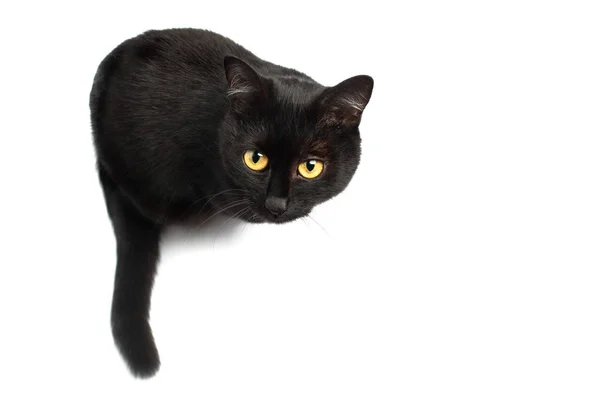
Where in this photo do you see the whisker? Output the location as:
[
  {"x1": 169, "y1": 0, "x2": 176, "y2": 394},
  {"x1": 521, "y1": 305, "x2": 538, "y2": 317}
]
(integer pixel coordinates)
[
  {"x1": 212, "y1": 206, "x2": 250, "y2": 251},
  {"x1": 178, "y1": 188, "x2": 250, "y2": 218},
  {"x1": 240, "y1": 211, "x2": 257, "y2": 236},
  {"x1": 307, "y1": 214, "x2": 331, "y2": 238},
  {"x1": 194, "y1": 189, "x2": 250, "y2": 216},
  {"x1": 240, "y1": 220, "x2": 249, "y2": 236},
  {"x1": 300, "y1": 216, "x2": 310, "y2": 229},
  {"x1": 199, "y1": 199, "x2": 250, "y2": 226}
]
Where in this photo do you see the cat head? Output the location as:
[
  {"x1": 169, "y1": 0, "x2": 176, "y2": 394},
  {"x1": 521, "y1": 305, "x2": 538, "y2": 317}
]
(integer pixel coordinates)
[{"x1": 218, "y1": 56, "x2": 373, "y2": 223}]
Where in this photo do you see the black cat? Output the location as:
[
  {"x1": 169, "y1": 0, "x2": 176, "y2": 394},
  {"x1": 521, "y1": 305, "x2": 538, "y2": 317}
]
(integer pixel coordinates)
[{"x1": 89, "y1": 28, "x2": 373, "y2": 377}]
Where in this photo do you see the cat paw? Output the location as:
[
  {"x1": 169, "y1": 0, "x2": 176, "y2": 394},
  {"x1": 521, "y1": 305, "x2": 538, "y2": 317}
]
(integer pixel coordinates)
[
  {"x1": 123, "y1": 339, "x2": 160, "y2": 378},
  {"x1": 111, "y1": 315, "x2": 161, "y2": 378}
]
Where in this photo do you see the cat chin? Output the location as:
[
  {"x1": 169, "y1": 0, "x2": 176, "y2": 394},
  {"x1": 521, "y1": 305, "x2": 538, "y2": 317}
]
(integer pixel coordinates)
[{"x1": 241, "y1": 213, "x2": 303, "y2": 225}]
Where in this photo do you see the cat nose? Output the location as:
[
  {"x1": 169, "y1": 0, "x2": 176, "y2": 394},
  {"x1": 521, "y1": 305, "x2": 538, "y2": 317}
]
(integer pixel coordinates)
[{"x1": 265, "y1": 196, "x2": 288, "y2": 216}]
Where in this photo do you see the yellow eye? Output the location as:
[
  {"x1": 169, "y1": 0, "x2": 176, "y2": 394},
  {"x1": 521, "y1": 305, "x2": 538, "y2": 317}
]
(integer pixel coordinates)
[
  {"x1": 243, "y1": 150, "x2": 269, "y2": 171},
  {"x1": 298, "y1": 160, "x2": 324, "y2": 179}
]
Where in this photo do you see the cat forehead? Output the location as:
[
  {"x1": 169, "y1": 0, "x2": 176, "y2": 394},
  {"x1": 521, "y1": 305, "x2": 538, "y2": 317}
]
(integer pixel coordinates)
[
  {"x1": 275, "y1": 81, "x2": 322, "y2": 105},
  {"x1": 238, "y1": 120, "x2": 330, "y2": 157},
  {"x1": 263, "y1": 124, "x2": 328, "y2": 150},
  {"x1": 263, "y1": 102, "x2": 318, "y2": 137},
  {"x1": 265, "y1": 136, "x2": 331, "y2": 159}
]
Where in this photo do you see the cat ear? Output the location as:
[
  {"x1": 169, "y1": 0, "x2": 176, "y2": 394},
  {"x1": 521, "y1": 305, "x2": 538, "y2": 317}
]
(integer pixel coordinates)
[
  {"x1": 317, "y1": 75, "x2": 374, "y2": 128},
  {"x1": 224, "y1": 56, "x2": 267, "y2": 112}
]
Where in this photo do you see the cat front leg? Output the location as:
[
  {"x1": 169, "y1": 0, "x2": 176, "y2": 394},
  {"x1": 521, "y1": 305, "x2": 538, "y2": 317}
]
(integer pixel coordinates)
[{"x1": 98, "y1": 166, "x2": 162, "y2": 378}]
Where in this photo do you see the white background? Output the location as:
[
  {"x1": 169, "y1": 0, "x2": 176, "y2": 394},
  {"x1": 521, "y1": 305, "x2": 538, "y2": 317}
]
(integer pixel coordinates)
[{"x1": 1, "y1": 1, "x2": 599, "y2": 398}]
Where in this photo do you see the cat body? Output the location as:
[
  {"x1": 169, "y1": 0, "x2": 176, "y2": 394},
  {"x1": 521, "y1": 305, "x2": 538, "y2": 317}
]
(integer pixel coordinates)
[{"x1": 90, "y1": 28, "x2": 373, "y2": 377}]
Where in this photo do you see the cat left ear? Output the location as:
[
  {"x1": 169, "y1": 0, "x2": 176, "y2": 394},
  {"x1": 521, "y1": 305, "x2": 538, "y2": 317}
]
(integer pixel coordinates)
[
  {"x1": 224, "y1": 56, "x2": 267, "y2": 112},
  {"x1": 317, "y1": 75, "x2": 374, "y2": 128}
]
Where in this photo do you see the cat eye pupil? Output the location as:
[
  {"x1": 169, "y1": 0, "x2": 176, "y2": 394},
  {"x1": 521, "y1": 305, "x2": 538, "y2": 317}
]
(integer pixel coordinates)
[
  {"x1": 252, "y1": 151, "x2": 261, "y2": 164},
  {"x1": 306, "y1": 160, "x2": 315, "y2": 171}
]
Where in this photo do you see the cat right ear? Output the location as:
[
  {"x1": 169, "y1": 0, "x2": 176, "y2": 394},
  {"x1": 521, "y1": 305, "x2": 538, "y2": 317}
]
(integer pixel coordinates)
[
  {"x1": 317, "y1": 75, "x2": 374, "y2": 128},
  {"x1": 224, "y1": 56, "x2": 267, "y2": 113}
]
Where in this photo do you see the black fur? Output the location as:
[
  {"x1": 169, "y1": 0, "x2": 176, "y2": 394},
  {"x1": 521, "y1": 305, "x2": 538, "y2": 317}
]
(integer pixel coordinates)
[{"x1": 89, "y1": 28, "x2": 373, "y2": 377}]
